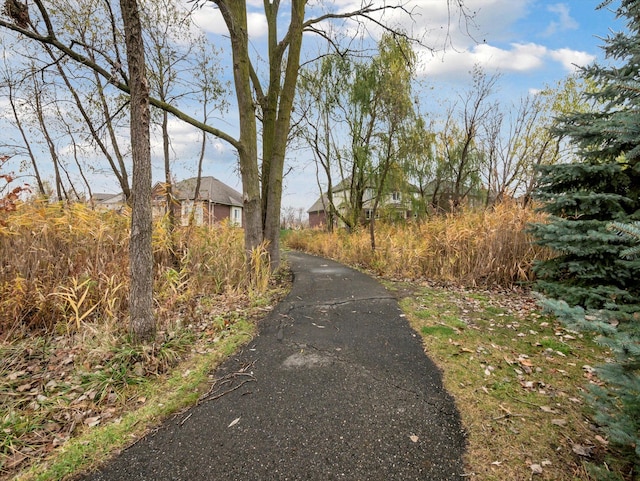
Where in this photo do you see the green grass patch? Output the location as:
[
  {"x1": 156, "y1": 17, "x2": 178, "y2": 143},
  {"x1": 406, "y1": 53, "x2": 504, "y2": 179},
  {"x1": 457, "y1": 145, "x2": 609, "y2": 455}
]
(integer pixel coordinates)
[
  {"x1": 14, "y1": 320, "x2": 255, "y2": 481},
  {"x1": 398, "y1": 284, "x2": 627, "y2": 481},
  {"x1": 421, "y1": 325, "x2": 455, "y2": 336},
  {"x1": 539, "y1": 338, "x2": 573, "y2": 356}
]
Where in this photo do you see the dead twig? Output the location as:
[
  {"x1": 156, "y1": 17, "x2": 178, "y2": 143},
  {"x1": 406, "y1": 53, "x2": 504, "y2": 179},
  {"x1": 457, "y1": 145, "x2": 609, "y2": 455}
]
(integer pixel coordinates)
[{"x1": 197, "y1": 364, "x2": 257, "y2": 406}]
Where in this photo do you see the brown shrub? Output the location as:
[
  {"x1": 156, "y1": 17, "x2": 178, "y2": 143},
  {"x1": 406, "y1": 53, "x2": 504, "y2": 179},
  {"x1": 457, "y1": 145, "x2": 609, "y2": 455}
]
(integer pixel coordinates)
[
  {"x1": 285, "y1": 201, "x2": 551, "y2": 288},
  {"x1": 0, "y1": 202, "x2": 264, "y2": 339}
]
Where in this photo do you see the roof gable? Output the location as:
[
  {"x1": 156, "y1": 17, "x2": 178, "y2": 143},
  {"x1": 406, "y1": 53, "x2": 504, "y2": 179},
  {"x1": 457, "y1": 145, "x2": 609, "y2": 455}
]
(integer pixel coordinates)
[{"x1": 174, "y1": 176, "x2": 243, "y2": 207}]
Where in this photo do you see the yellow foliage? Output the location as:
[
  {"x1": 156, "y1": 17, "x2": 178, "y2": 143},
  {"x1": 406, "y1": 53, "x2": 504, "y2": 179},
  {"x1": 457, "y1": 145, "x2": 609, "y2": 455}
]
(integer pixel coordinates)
[
  {"x1": 286, "y1": 202, "x2": 551, "y2": 288},
  {"x1": 0, "y1": 202, "x2": 261, "y2": 339}
]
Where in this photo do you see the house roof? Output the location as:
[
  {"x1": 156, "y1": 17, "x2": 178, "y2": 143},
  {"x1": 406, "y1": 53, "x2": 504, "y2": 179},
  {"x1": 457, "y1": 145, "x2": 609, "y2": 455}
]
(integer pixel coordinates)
[
  {"x1": 307, "y1": 176, "x2": 420, "y2": 212},
  {"x1": 173, "y1": 176, "x2": 243, "y2": 208},
  {"x1": 93, "y1": 193, "x2": 125, "y2": 204},
  {"x1": 307, "y1": 193, "x2": 329, "y2": 213}
]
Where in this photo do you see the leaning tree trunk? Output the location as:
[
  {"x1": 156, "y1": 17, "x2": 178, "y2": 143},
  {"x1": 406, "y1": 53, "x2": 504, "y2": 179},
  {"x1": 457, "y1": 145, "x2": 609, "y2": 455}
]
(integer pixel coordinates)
[
  {"x1": 120, "y1": 0, "x2": 155, "y2": 342},
  {"x1": 262, "y1": 0, "x2": 306, "y2": 270},
  {"x1": 215, "y1": 2, "x2": 263, "y2": 260}
]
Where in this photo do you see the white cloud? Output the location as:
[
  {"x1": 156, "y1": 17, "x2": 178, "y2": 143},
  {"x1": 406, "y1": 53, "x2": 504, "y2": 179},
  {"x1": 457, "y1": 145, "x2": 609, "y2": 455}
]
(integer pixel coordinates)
[
  {"x1": 190, "y1": 3, "x2": 267, "y2": 38},
  {"x1": 150, "y1": 118, "x2": 200, "y2": 159},
  {"x1": 312, "y1": 0, "x2": 531, "y2": 52},
  {"x1": 419, "y1": 42, "x2": 546, "y2": 77},
  {"x1": 477, "y1": 42, "x2": 546, "y2": 70},
  {"x1": 419, "y1": 41, "x2": 595, "y2": 78},
  {"x1": 212, "y1": 140, "x2": 226, "y2": 155},
  {"x1": 543, "y1": 3, "x2": 579, "y2": 37},
  {"x1": 191, "y1": 5, "x2": 227, "y2": 36},
  {"x1": 246, "y1": 11, "x2": 269, "y2": 38},
  {"x1": 549, "y1": 48, "x2": 595, "y2": 72}
]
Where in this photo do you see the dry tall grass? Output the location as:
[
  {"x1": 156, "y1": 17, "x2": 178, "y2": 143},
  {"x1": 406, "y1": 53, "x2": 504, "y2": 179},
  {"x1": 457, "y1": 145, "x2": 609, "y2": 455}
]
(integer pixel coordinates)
[
  {"x1": 0, "y1": 201, "x2": 270, "y2": 339},
  {"x1": 285, "y1": 202, "x2": 550, "y2": 288}
]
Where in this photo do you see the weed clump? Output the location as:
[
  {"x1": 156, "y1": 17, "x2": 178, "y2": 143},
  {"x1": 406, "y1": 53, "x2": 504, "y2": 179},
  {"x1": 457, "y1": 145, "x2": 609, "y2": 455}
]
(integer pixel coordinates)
[
  {"x1": 0, "y1": 201, "x2": 269, "y2": 337},
  {"x1": 286, "y1": 202, "x2": 551, "y2": 288}
]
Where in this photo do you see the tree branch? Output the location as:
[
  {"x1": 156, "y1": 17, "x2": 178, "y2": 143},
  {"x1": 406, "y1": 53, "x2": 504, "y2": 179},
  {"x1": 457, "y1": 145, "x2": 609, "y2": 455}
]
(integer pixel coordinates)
[{"x1": 0, "y1": 18, "x2": 240, "y2": 150}]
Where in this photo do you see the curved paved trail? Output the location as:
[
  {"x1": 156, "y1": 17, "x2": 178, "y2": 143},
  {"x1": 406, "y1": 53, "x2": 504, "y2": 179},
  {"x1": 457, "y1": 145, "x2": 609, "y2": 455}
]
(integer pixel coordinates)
[{"x1": 81, "y1": 252, "x2": 466, "y2": 480}]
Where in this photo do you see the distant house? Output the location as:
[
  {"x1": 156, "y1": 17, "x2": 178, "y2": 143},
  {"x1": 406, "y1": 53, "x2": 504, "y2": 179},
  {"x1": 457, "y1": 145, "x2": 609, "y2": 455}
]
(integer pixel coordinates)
[
  {"x1": 419, "y1": 179, "x2": 486, "y2": 213},
  {"x1": 307, "y1": 178, "x2": 414, "y2": 229},
  {"x1": 154, "y1": 176, "x2": 244, "y2": 227},
  {"x1": 307, "y1": 193, "x2": 330, "y2": 229},
  {"x1": 91, "y1": 192, "x2": 126, "y2": 211},
  {"x1": 94, "y1": 176, "x2": 244, "y2": 227},
  {"x1": 308, "y1": 176, "x2": 488, "y2": 228}
]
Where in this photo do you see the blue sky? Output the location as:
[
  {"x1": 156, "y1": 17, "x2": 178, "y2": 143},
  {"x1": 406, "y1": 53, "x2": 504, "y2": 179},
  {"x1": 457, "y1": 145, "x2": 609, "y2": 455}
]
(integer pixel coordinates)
[
  {"x1": 187, "y1": 1, "x2": 622, "y2": 211},
  {"x1": 0, "y1": 1, "x2": 624, "y2": 212}
]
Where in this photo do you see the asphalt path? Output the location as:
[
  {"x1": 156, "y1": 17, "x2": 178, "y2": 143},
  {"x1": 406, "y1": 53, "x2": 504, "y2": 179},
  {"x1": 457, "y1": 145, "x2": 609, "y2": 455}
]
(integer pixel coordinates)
[{"x1": 80, "y1": 251, "x2": 466, "y2": 480}]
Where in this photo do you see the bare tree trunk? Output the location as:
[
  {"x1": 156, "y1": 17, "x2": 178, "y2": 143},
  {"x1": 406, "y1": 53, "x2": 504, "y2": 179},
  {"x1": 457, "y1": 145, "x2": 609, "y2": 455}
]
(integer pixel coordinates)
[
  {"x1": 120, "y1": 0, "x2": 155, "y2": 342},
  {"x1": 32, "y1": 77, "x2": 66, "y2": 201},
  {"x1": 161, "y1": 109, "x2": 179, "y2": 267},
  {"x1": 46, "y1": 44, "x2": 131, "y2": 202},
  {"x1": 66, "y1": 127, "x2": 93, "y2": 201},
  {"x1": 190, "y1": 83, "x2": 211, "y2": 228},
  {"x1": 6, "y1": 81, "x2": 45, "y2": 195},
  {"x1": 214, "y1": 3, "x2": 263, "y2": 260},
  {"x1": 89, "y1": 66, "x2": 132, "y2": 202},
  {"x1": 260, "y1": 1, "x2": 305, "y2": 270},
  {"x1": 190, "y1": 129, "x2": 206, "y2": 226}
]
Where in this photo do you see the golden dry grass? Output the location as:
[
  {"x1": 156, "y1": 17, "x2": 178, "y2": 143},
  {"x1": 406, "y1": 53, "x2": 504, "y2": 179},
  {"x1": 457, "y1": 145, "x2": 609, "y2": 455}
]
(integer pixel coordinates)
[
  {"x1": 0, "y1": 201, "x2": 270, "y2": 338},
  {"x1": 0, "y1": 201, "x2": 281, "y2": 479},
  {"x1": 286, "y1": 202, "x2": 551, "y2": 288}
]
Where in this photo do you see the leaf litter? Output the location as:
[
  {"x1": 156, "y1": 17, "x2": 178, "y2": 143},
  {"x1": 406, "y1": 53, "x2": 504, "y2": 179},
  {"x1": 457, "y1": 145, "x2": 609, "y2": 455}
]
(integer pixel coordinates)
[
  {"x1": 398, "y1": 283, "x2": 630, "y2": 480},
  {"x1": 0, "y1": 288, "x2": 281, "y2": 480}
]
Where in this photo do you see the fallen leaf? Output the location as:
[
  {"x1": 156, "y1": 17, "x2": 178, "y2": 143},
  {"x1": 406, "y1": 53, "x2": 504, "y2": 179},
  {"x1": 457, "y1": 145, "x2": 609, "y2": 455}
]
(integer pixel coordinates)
[
  {"x1": 84, "y1": 416, "x2": 101, "y2": 428},
  {"x1": 530, "y1": 464, "x2": 543, "y2": 474},
  {"x1": 228, "y1": 417, "x2": 241, "y2": 428},
  {"x1": 8, "y1": 370, "x2": 26, "y2": 381},
  {"x1": 17, "y1": 383, "x2": 32, "y2": 392},
  {"x1": 572, "y1": 444, "x2": 593, "y2": 457},
  {"x1": 551, "y1": 419, "x2": 567, "y2": 426},
  {"x1": 409, "y1": 435, "x2": 419, "y2": 443}
]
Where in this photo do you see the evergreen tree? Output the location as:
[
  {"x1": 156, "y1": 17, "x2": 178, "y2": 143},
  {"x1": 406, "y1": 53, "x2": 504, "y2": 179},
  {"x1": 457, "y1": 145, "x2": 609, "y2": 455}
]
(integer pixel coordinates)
[{"x1": 530, "y1": 0, "x2": 640, "y2": 470}]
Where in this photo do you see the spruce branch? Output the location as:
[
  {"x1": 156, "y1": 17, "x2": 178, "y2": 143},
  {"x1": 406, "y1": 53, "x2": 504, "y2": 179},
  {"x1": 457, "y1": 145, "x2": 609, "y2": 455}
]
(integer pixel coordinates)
[{"x1": 607, "y1": 220, "x2": 640, "y2": 258}]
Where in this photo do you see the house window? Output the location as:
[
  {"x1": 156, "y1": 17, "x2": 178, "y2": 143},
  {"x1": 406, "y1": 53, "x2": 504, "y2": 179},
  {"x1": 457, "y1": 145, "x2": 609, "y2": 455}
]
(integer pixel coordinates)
[
  {"x1": 181, "y1": 201, "x2": 193, "y2": 226},
  {"x1": 364, "y1": 209, "x2": 380, "y2": 220},
  {"x1": 181, "y1": 201, "x2": 203, "y2": 226},
  {"x1": 391, "y1": 191, "x2": 401, "y2": 202},
  {"x1": 231, "y1": 207, "x2": 242, "y2": 227}
]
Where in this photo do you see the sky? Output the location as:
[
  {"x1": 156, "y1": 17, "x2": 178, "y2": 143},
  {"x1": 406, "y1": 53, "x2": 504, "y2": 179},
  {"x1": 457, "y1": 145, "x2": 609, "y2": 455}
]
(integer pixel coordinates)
[
  {"x1": 186, "y1": 0, "x2": 622, "y2": 212},
  {"x1": 0, "y1": 1, "x2": 624, "y2": 213}
]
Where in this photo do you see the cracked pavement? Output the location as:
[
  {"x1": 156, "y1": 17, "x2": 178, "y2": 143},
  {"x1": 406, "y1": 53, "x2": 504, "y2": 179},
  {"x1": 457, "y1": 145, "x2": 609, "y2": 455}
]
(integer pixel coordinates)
[{"x1": 81, "y1": 251, "x2": 466, "y2": 480}]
